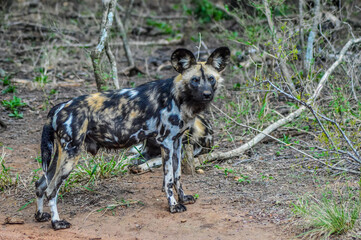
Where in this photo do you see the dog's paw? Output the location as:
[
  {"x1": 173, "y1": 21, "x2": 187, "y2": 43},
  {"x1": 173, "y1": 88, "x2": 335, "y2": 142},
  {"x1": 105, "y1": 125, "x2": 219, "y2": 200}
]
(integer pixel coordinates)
[
  {"x1": 34, "y1": 211, "x2": 51, "y2": 222},
  {"x1": 51, "y1": 220, "x2": 71, "y2": 230},
  {"x1": 179, "y1": 195, "x2": 196, "y2": 205},
  {"x1": 169, "y1": 203, "x2": 187, "y2": 213}
]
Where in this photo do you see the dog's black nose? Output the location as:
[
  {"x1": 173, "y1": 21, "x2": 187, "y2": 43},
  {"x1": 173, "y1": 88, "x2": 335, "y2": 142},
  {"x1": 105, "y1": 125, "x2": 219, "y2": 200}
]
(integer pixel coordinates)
[{"x1": 203, "y1": 91, "x2": 212, "y2": 100}]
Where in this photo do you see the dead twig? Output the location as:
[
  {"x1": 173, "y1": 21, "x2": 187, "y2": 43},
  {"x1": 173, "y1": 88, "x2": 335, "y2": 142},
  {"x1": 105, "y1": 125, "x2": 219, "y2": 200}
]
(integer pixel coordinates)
[
  {"x1": 115, "y1": 7, "x2": 135, "y2": 72},
  {"x1": 262, "y1": 0, "x2": 296, "y2": 92},
  {"x1": 90, "y1": 0, "x2": 117, "y2": 91},
  {"x1": 305, "y1": 0, "x2": 321, "y2": 71},
  {"x1": 105, "y1": 42, "x2": 119, "y2": 89}
]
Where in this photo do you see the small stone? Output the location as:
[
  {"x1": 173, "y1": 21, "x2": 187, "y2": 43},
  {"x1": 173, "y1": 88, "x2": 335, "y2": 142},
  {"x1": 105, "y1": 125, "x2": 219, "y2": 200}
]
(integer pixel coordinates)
[
  {"x1": 181, "y1": 219, "x2": 187, "y2": 223},
  {"x1": 3, "y1": 217, "x2": 24, "y2": 224},
  {"x1": 196, "y1": 169, "x2": 204, "y2": 174},
  {"x1": 0, "y1": 68, "x2": 6, "y2": 77}
]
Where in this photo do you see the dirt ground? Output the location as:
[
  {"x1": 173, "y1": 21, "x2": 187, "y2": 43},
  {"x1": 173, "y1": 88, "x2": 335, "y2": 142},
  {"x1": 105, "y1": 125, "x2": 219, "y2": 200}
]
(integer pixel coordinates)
[
  {"x1": 0, "y1": 86, "x2": 298, "y2": 240},
  {"x1": 0, "y1": 85, "x2": 335, "y2": 240},
  {"x1": 1, "y1": 1, "x2": 360, "y2": 239}
]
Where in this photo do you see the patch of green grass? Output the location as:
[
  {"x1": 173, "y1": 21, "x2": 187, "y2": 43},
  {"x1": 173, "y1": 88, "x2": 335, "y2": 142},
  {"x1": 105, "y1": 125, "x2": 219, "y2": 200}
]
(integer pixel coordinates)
[
  {"x1": 213, "y1": 164, "x2": 250, "y2": 184},
  {"x1": 1, "y1": 75, "x2": 17, "y2": 94},
  {"x1": 185, "y1": 0, "x2": 228, "y2": 23},
  {"x1": 146, "y1": 19, "x2": 178, "y2": 35},
  {"x1": 1, "y1": 95, "x2": 26, "y2": 111},
  {"x1": 97, "y1": 199, "x2": 143, "y2": 215},
  {"x1": 18, "y1": 199, "x2": 35, "y2": 211},
  {"x1": 292, "y1": 183, "x2": 361, "y2": 238},
  {"x1": 33, "y1": 68, "x2": 49, "y2": 87},
  {"x1": 61, "y1": 152, "x2": 128, "y2": 193},
  {"x1": 0, "y1": 150, "x2": 19, "y2": 191},
  {"x1": 1, "y1": 95, "x2": 26, "y2": 119}
]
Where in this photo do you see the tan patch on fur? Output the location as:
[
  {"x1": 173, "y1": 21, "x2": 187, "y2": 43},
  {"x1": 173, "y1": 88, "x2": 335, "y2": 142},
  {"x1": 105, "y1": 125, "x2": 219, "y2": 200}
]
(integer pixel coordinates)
[
  {"x1": 174, "y1": 74, "x2": 183, "y2": 83},
  {"x1": 193, "y1": 118, "x2": 206, "y2": 138},
  {"x1": 55, "y1": 140, "x2": 64, "y2": 173},
  {"x1": 79, "y1": 119, "x2": 88, "y2": 136},
  {"x1": 129, "y1": 109, "x2": 139, "y2": 119},
  {"x1": 87, "y1": 93, "x2": 106, "y2": 111},
  {"x1": 124, "y1": 109, "x2": 139, "y2": 129}
]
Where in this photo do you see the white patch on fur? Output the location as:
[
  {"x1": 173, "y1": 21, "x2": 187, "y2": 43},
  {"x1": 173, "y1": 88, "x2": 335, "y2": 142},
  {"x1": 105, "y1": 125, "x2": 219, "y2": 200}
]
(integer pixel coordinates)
[
  {"x1": 129, "y1": 144, "x2": 143, "y2": 154},
  {"x1": 179, "y1": 57, "x2": 190, "y2": 69},
  {"x1": 128, "y1": 90, "x2": 138, "y2": 98},
  {"x1": 119, "y1": 88, "x2": 129, "y2": 95},
  {"x1": 64, "y1": 113, "x2": 73, "y2": 136},
  {"x1": 119, "y1": 88, "x2": 138, "y2": 98},
  {"x1": 52, "y1": 103, "x2": 66, "y2": 131},
  {"x1": 49, "y1": 194, "x2": 60, "y2": 221},
  {"x1": 37, "y1": 195, "x2": 44, "y2": 213},
  {"x1": 64, "y1": 140, "x2": 76, "y2": 151},
  {"x1": 213, "y1": 56, "x2": 223, "y2": 70}
]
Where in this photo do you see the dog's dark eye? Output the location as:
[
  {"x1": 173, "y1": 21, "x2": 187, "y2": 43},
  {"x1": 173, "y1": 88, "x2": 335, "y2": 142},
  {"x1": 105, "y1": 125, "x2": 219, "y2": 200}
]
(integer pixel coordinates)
[
  {"x1": 191, "y1": 77, "x2": 200, "y2": 86},
  {"x1": 208, "y1": 76, "x2": 215, "y2": 84}
]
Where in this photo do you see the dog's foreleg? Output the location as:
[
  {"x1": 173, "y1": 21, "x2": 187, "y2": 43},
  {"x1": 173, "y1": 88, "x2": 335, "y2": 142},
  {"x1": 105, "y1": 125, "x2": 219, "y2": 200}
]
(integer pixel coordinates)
[
  {"x1": 173, "y1": 138, "x2": 196, "y2": 205},
  {"x1": 161, "y1": 145, "x2": 187, "y2": 213},
  {"x1": 49, "y1": 192, "x2": 71, "y2": 230}
]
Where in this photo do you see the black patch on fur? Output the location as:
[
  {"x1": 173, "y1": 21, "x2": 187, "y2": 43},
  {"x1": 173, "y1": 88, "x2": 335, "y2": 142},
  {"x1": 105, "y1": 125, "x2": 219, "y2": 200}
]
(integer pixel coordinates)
[{"x1": 168, "y1": 114, "x2": 180, "y2": 126}]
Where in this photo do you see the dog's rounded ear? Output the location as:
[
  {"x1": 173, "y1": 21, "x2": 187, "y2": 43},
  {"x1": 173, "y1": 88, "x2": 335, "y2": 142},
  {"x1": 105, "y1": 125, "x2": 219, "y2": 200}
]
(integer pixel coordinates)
[
  {"x1": 171, "y1": 49, "x2": 197, "y2": 73},
  {"x1": 206, "y1": 47, "x2": 231, "y2": 72}
]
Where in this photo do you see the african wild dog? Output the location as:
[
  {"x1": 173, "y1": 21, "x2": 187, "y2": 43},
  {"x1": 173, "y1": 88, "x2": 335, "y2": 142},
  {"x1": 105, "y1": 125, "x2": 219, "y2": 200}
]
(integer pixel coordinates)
[
  {"x1": 34, "y1": 47, "x2": 230, "y2": 230},
  {"x1": 131, "y1": 114, "x2": 214, "y2": 164}
]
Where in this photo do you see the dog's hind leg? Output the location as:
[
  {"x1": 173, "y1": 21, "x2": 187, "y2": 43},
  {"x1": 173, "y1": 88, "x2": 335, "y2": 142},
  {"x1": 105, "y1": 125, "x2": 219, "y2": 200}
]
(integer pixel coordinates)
[
  {"x1": 34, "y1": 151, "x2": 58, "y2": 222},
  {"x1": 35, "y1": 123, "x2": 58, "y2": 222},
  {"x1": 45, "y1": 138, "x2": 82, "y2": 230}
]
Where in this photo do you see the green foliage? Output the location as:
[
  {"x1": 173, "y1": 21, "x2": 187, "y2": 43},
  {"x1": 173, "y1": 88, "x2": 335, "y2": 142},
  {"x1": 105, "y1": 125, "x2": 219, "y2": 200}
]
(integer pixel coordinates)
[
  {"x1": 1, "y1": 96, "x2": 26, "y2": 111},
  {"x1": 8, "y1": 109, "x2": 23, "y2": 119},
  {"x1": 146, "y1": 19, "x2": 178, "y2": 35},
  {"x1": 260, "y1": 173, "x2": 274, "y2": 181},
  {"x1": 97, "y1": 199, "x2": 143, "y2": 214},
  {"x1": 292, "y1": 184, "x2": 361, "y2": 238},
  {"x1": 0, "y1": 75, "x2": 11, "y2": 86},
  {"x1": 18, "y1": 199, "x2": 35, "y2": 211},
  {"x1": 1, "y1": 75, "x2": 16, "y2": 94},
  {"x1": 33, "y1": 68, "x2": 49, "y2": 87},
  {"x1": 329, "y1": 86, "x2": 350, "y2": 115},
  {"x1": 214, "y1": 164, "x2": 250, "y2": 184},
  {"x1": 0, "y1": 152, "x2": 18, "y2": 191},
  {"x1": 1, "y1": 96, "x2": 26, "y2": 119},
  {"x1": 185, "y1": 0, "x2": 227, "y2": 23}
]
